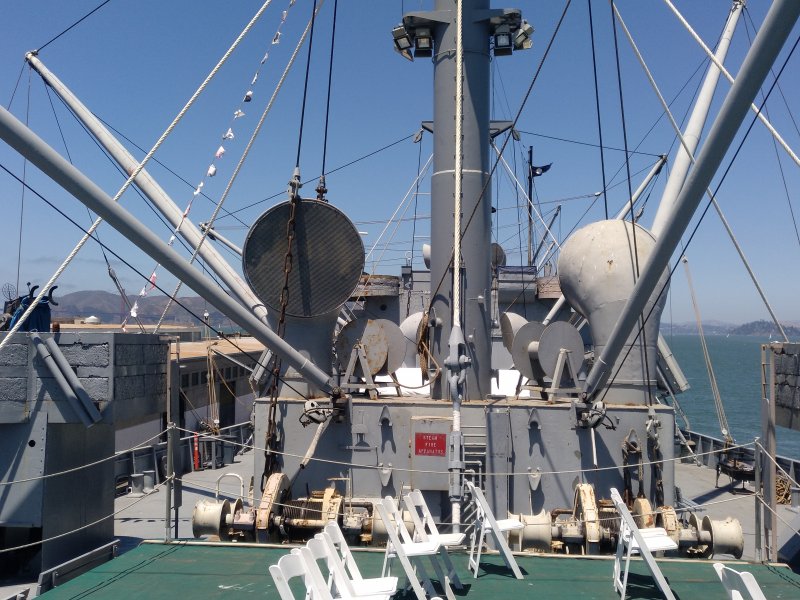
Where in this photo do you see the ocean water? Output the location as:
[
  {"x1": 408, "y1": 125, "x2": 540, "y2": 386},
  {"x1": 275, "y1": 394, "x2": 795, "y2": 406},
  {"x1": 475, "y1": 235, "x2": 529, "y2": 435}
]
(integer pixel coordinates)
[{"x1": 664, "y1": 334, "x2": 800, "y2": 459}]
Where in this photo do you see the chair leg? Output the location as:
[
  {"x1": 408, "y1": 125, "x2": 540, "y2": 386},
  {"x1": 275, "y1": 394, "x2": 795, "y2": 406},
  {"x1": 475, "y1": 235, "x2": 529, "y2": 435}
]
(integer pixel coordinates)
[
  {"x1": 468, "y1": 525, "x2": 479, "y2": 577},
  {"x1": 425, "y1": 556, "x2": 457, "y2": 600},
  {"x1": 382, "y1": 552, "x2": 391, "y2": 578},
  {"x1": 438, "y1": 547, "x2": 463, "y2": 589},
  {"x1": 491, "y1": 529, "x2": 523, "y2": 579},
  {"x1": 620, "y1": 542, "x2": 635, "y2": 599},
  {"x1": 411, "y1": 556, "x2": 437, "y2": 599},
  {"x1": 473, "y1": 526, "x2": 487, "y2": 578}
]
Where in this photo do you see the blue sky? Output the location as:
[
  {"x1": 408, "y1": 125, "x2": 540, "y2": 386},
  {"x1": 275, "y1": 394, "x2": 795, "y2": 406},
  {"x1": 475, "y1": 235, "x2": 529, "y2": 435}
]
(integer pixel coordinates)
[{"x1": 1, "y1": 1, "x2": 799, "y2": 325}]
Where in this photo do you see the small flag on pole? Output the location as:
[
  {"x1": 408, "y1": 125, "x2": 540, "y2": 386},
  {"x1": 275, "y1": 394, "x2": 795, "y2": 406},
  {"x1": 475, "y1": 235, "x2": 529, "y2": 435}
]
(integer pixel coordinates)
[{"x1": 531, "y1": 163, "x2": 552, "y2": 177}]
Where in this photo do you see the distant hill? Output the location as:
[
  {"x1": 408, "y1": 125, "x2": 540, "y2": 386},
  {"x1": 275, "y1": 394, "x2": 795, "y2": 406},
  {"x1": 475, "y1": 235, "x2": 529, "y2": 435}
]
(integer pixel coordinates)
[
  {"x1": 661, "y1": 321, "x2": 735, "y2": 336},
  {"x1": 664, "y1": 319, "x2": 799, "y2": 339},
  {"x1": 50, "y1": 290, "x2": 235, "y2": 327},
  {"x1": 729, "y1": 320, "x2": 800, "y2": 339}
]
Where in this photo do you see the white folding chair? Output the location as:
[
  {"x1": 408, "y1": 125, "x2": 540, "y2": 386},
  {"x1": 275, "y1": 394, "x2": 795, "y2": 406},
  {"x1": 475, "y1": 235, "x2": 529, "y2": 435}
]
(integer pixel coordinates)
[
  {"x1": 402, "y1": 490, "x2": 464, "y2": 591},
  {"x1": 270, "y1": 549, "x2": 333, "y2": 600},
  {"x1": 404, "y1": 489, "x2": 467, "y2": 547},
  {"x1": 610, "y1": 488, "x2": 677, "y2": 600},
  {"x1": 314, "y1": 531, "x2": 397, "y2": 598},
  {"x1": 713, "y1": 563, "x2": 767, "y2": 600},
  {"x1": 376, "y1": 496, "x2": 458, "y2": 600},
  {"x1": 464, "y1": 480, "x2": 523, "y2": 579},
  {"x1": 323, "y1": 522, "x2": 398, "y2": 596}
]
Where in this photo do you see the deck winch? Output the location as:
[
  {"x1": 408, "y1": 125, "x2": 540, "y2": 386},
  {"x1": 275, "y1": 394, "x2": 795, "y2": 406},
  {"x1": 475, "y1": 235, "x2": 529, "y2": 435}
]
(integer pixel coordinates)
[{"x1": 190, "y1": 478, "x2": 743, "y2": 559}]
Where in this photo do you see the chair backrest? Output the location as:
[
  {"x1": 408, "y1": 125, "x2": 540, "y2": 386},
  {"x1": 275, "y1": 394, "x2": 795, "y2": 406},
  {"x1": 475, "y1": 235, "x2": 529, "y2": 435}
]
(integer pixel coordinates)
[
  {"x1": 404, "y1": 489, "x2": 438, "y2": 543},
  {"x1": 713, "y1": 563, "x2": 767, "y2": 600},
  {"x1": 464, "y1": 480, "x2": 496, "y2": 528},
  {"x1": 323, "y1": 521, "x2": 365, "y2": 582},
  {"x1": 269, "y1": 550, "x2": 331, "y2": 600},
  {"x1": 609, "y1": 488, "x2": 639, "y2": 537},
  {"x1": 382, "y1": 496, "x2": 415, "y2": 545},
  {"x1": 313, "y1": 533, "x2": 363, "y2": 598},
  {"x1": 295, "y1": 546, "x2": 335, "y2": 600}
]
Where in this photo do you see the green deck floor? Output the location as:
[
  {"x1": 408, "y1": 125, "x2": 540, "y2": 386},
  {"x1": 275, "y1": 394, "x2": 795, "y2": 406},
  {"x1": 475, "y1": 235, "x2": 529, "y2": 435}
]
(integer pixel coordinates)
[{"x1": 39, "y1": 541, "x2": 800, "y2": 599}]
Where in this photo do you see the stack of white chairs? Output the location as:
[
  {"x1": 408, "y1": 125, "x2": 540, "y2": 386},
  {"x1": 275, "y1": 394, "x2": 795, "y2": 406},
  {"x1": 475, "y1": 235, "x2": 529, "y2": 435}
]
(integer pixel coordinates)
[
  {"x1": 376, "y1": 495, "x2": 462, "y2": 600},
  {"x1": 609, "y1": 487, "x2": 677, "y2": 600},
  {"x1": 268, "y1": 521, "x2": 398, "y2": 600},
  {"x1": 463, "y1": 480, "x2": 523, "y2": 579}
]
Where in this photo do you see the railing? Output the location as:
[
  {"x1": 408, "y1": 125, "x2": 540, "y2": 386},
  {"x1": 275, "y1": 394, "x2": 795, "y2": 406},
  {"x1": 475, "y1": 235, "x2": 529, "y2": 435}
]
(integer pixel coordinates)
[
  {"x1": 679, "y1": 428, "x2": 800, "y2": 506},
  {"x1": 113, "y1": 421, "x2": 252, "y2": 496}
]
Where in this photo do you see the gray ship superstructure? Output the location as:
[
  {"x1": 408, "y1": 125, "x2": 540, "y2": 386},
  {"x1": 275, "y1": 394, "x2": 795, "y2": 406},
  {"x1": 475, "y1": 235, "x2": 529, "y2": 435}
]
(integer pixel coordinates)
[{"x1": 2, "y1": 0, "x2": 800, "y2": 590}]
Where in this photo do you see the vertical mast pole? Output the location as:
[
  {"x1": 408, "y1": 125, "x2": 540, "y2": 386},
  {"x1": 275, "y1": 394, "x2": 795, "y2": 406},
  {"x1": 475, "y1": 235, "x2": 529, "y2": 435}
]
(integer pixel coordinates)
[
  {"x1": 429, "y1": 0, "x2": 492, "y2": 402},
  {"x1": 527, "y1": 146, "x2": 534, "y2": 266}
]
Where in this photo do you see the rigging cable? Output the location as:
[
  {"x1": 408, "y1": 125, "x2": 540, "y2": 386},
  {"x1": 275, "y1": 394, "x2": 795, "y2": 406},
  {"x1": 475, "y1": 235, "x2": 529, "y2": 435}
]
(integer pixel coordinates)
[
  {"x1": 45, "y1": 82, "x2": 229, "y2": 290},
  {"x1": 427, "y1": 0, "x2": 573, "y2": 312},
  {"x1": 294, "y1": 0, "x2": 319, "y2": 170},
  {"x1": 0, "y1": 163, "x2": 311, "y2": 402},
  {"x1": 154, "y1": 0, "x2": 314, "y2": 331},
  {"x1": 6, "y1": 62, "x2": 26, "y2": 110},
  {"x1": 43, "y1": 80, "x2": 147, "y2": 333},
  {"x1": 614, "y1": 3, "x2": 789, "y2": 343},
  {"x1": 742, "y1": 9, "x2": 800, "y2": 251},
  {"x1": 598, "y1": 29, "x2": 800, "y2": 404},
  {"x1": 97, "y1": 117, "x2": 247, "y2": 227},
  {"x1": 682, "y1": 256, "x2": 731, "y2": 444},
  {"x1": 14, "y1": 68, "x2": 32, "y2": 298},
  {"x1": 0, "y1": 0, "x2": 276, "y2": 355},
  {"x1": 317, "y1": 0, "x2": 339, "y2": 200},
  {"x1": 516, "y1": 130, "x2": 663, "y2": 157},
  {"x1": 610, "y1": 0, "x2": 653, "y2": 405},
  {"x1": 428, "y1": 0, "x2": 572, "y2": 310},
  {"x1": 223, "y1": 133, "x2": 414, "y2": 218},
  {"x1": 587, "y1": 0, "x2": 609, "y2": 219},
  {"x1": 35, "y1": 0, "x2": 113, "y2": 53}
]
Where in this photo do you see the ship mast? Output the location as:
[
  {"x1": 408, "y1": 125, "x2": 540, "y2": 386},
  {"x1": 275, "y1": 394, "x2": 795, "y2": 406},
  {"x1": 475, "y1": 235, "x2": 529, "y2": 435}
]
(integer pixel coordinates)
[{"x1": 395, "y1": 1, "x2": 530, "y2": 402}]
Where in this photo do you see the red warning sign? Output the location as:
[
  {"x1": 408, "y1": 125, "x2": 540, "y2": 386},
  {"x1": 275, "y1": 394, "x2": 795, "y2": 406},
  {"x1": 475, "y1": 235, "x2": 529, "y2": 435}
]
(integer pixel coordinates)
[{"x1": 414, "y1": 432, "x2": 447, "y2": 457}]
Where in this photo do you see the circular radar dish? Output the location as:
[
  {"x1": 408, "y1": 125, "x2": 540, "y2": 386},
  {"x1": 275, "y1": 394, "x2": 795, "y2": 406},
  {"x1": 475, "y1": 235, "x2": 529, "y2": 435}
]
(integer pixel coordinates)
[{"x1": 243, "y1": 199, "x2": 364, "y2": 318}]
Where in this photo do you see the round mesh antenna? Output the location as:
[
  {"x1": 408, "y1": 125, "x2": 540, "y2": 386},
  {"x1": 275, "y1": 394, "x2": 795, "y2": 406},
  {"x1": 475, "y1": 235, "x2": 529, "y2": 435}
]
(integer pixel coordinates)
[{"x1": 243, "y1": 199, "x2": 364, "y2": 318}]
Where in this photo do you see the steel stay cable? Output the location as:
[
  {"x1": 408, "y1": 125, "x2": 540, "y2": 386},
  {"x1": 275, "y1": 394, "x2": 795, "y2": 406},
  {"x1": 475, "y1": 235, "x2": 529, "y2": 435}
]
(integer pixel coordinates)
[
  {"x1": 35, "y1": 0, "x2": 113, "y2": 53},
  {"x1": 294, "y1": 0, "x2": 319, "y2": 169},
  {"x1": 319, "y1": 0, "x2": 339, "y2": 180},
  {"x1": 610, "y1": 0, "x2": 654, "y2": 406},
  {"x1": 587, "y1": 0, "x2": 609, "y2": 218},
  {"x1": 42, "y1": 80, "x2": 150, "y2": 333},
  {"x1": 224, "y1": 133, "x2": 415, "y2": 218},
  {"x1": 596, "y1": 30, "x2": 800, "y2": 405},
  {"x1": 741, "y1": 13, "x2": 800, "y2": 253},
  {"x1": 756, "y1": 494, "x2": 800, "y2": 536}
]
